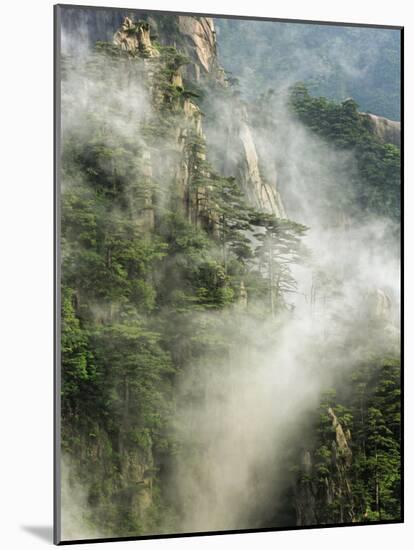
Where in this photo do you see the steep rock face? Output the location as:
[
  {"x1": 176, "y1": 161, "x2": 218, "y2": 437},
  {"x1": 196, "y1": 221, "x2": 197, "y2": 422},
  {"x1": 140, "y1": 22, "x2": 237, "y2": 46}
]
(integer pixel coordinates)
[
  {"x1": 147, "y1": 15, "x2": 285, "y2": 217},
  {"x1": 177, "y1": 16, "x2": 218, "y2": 77},
  {"x1": 235, "y1": 95, "x2": 287, "y2": 218},
  {"x1": 294, "y1": 408, "x2": 354, "y2": 526},
  {"x1": 238, "y1": 114, "x2": 286, "y2": 217},
  {"x1": 62, "y1": 9, "x2": 284, "y2": 219},
  {"x1": 144, "y1": 14, "x2": 226, "y2": 85},
  {"x1": 362, "y1": 113, "x2": 401, "y2": 146},
  {"x1": 204, "y1": 98, "x2": 286, "y2": 218}
]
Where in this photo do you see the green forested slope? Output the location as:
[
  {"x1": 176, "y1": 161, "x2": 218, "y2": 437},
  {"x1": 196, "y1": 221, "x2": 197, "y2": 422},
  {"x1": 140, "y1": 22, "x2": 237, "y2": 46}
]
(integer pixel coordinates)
[
  {"x1": 289, "y1": 84, "x2": 400, "y2": 222},
  {"x1": 60, "y1": 34, "x2": 308, "y2": 536}
]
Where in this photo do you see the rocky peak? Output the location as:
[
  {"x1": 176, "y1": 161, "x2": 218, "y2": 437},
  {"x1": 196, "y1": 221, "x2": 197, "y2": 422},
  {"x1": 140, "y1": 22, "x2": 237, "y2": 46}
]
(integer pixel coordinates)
[
  {"x1": 113, "y1": 17, "x2": 160, "y2": 57},
  {"x1": 140, "y1": 14, "x2": 225, "y2": 85},
  {"x1": 112, "y1": 15, "x2": 284, "y2": 223}
]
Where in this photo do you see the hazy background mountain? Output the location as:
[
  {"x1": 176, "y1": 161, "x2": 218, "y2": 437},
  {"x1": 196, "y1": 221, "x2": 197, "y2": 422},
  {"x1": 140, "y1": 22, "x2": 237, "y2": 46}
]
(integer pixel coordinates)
[{"x1": 214, "y1": 18, "x2": 401, "y2": 120}]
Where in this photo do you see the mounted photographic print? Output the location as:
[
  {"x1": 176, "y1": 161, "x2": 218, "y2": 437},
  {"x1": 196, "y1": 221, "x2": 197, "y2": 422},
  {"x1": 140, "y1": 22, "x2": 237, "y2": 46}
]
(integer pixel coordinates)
[{"x1": 54, "y1": 4, "x2": 403, "y2": 544}]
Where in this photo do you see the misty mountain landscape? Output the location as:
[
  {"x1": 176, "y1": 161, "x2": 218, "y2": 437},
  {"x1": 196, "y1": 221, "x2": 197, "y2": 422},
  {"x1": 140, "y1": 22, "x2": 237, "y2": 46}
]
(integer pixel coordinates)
[{"x1": 57, "y1": 7, "x2": 401, "y2": 541}]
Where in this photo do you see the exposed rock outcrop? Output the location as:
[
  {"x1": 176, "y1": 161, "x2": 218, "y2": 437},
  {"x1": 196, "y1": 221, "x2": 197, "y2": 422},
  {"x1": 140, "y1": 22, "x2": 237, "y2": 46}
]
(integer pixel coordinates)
[
  {"x1": 177, "y1": 16, "x2": 218, "y2": 76},
  {"x1": 238, "y1": 113, "x2": 286, "y2": 217},
  {"x1": 204, "y1": 95, "x2": 286, "y2": 218},
  {"x1": 328, "y1": 407, "x2": 352, "y2": 466},
  {"x1": 294, "y1": 409, "x2": 354, "y2": 526},
  {"x1": 144, "y1": 14, "x2": 226, "y2": 84},
  {"x1": 362, "y1": 113, "x2": 401, "y2": 146},
  {"x1": 113, "y1": 17, "x2": 160, "y2": 57}
]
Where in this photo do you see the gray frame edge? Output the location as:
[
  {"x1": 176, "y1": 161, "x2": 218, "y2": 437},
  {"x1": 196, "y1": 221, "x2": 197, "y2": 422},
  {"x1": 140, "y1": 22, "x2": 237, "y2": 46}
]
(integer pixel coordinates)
[{"x1": 54, "y1": 3, "x2": 62, "y2": 546}]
